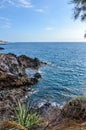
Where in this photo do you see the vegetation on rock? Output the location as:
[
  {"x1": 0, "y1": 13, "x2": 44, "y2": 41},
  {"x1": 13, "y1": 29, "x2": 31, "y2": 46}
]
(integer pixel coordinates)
[
  {"x1": 0, "y1": 101, "x2": 41, "y2": 130},
  {"x1": 15, "y1": 101, "x2": 41, "y2": 129},
  {"x1": 61, "y1": 97, "x2": 86, "y2": 120}
]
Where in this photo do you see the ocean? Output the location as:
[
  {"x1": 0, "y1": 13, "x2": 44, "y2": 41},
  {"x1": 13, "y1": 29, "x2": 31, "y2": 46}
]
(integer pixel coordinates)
[{"x1": 1, "y1": 42, "x2": 86, "y2": 106}]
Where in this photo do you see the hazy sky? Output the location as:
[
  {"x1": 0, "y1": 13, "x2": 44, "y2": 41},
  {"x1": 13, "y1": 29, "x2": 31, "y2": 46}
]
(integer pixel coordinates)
[{"x1": 0, "y1": 0, "x2": 86, "y2": 42}]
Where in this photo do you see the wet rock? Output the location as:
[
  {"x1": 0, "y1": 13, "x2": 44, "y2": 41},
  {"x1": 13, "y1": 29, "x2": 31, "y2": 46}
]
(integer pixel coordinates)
[
  {"x1": 34, "y1": 73, "x2": 41, "y2": 79},
  {"x1": 0, "y1": 47, "x2": 4, "y2": 50}
]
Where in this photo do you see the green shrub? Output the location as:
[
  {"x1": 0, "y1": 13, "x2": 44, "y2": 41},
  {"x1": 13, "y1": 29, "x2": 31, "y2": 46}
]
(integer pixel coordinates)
[{"x1": 15, "y1": 101, "x2": 41, "y2": 129}]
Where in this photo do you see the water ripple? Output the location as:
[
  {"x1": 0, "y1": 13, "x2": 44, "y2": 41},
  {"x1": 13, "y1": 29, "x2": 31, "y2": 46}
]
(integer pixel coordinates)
[{"x1": 2, "y1": 42, "x2": 86, "y2": 106}]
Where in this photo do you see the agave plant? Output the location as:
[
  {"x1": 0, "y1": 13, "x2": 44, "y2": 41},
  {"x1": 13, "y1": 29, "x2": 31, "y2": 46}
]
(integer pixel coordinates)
[{"x1": 15, "y1": 101, "x2": 41, "y2": 129}]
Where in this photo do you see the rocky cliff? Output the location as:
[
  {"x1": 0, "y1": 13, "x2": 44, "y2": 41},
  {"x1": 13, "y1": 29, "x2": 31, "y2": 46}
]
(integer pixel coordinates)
[
  {"x1": 0, "y1": 53, "x2": 44, "y2": 120},
  {"x1": 0, "y1": 53, "x2": 43, "y2": 88}
]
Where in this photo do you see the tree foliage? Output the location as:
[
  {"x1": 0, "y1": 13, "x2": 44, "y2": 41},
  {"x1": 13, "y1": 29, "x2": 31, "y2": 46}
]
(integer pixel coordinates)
[{"x1": 71, "y1": 0, "x2": 86, "y2": 21}]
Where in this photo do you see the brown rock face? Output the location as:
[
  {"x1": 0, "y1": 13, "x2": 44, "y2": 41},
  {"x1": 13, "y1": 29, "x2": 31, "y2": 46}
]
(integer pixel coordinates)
[
  {"x1": 0, "y1": 53, "x2": 24, "y2": 76},
  {"x1": 37, "y1": 98, "x2": 86, "y2": 130},
  {"x1": 61, "y1": 97, "x2": 86, "y2": 120},
  {"x1": 0, "y1": 53, "x2": 44, "y2": 120},
  {"x1": 18, "y1": 55, "x2": 42, "y2": 69},
  {"x1": 0, "y1": 53, "x2": 43, "y2": 88},
  {"x1": 0, "y1": 87, "x2": 27, "y2": 120}
]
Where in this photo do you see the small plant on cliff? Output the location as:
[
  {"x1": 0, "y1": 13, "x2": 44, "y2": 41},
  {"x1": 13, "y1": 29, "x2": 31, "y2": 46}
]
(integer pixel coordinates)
[{"x1": 15, "y1": 101, "x2": 41, "y2": 129}]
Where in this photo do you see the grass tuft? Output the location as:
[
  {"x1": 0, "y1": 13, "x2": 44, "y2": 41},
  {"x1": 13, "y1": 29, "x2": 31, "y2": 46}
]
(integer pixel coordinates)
[{"x1": 15, "y1": 101, "x2": 41, "y2": 129}]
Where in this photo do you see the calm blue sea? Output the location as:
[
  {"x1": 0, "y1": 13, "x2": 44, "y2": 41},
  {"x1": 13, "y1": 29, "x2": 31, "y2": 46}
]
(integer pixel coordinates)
[{"x1": 1, "y1": 42, "x2": 86, "y2": 106}]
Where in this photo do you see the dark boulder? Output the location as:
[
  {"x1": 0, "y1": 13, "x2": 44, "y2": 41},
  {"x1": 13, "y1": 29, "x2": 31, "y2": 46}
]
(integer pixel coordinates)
[
  {"x1": 18, "y1": 55, "x2": 42, "y2": 69},
  {"x1": 34, "y1": 73, "x2": 41, "y2": 79},
  {"x1": 0, "y1": 47, "x2": 4, "y2": 50}
]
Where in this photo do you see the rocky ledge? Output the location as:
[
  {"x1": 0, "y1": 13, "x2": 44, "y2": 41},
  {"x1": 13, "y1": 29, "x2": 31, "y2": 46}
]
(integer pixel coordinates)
[
  {"x1": 0, "y1": 53, "x2": 45, "y2": 89},
  {"x1": 35, "y1": 97, "x2": 86, "y2": 130},
  {"x1": 0, "y1": 53, "x2": 46, "y2": 120},
  {"x1": 0, "y1": 53, "x2": 86, "y2": 130}
]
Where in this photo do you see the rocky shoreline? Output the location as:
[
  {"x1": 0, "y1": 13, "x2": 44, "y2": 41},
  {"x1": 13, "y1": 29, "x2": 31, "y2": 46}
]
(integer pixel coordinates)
[
  {"x1": 0, "y1": 53, "x2": 45, "y2": 120},
  {"x1": 32, "y1": 97, "x2": 86, "y2": 130},
  {"x1": 0, "y1": 53, "x2": 45, "y2": 89},
  {"x1": 0, "y1": 53, "x2": 86, "y2": 130}
]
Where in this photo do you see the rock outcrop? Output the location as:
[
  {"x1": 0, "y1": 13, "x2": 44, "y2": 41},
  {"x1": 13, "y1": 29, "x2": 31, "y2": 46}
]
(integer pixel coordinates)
[
  {"x1": 0, "y1": 53, "x2": 45, "y2": 120},
  {"x1": 61, "y1": 97, "x2": 86, "y2": 120},
  {"x1": 0, "y1": 53, "x2": 86, "y2": 130},
  {"x1": 18, "y1": 55, "x2": 43, "y2": 69},
  {"x1": 39, "y1": 97, "x2": 86, "y2": 130},
  {"x1": 0, "y1": 47, "x2": 4, "y2": 50},
  {"x1": 0, "y1": 53, "x2": 43, "y2": 89}
]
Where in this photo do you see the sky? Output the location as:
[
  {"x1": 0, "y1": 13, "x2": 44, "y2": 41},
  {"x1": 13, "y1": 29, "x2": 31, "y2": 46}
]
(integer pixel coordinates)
[{"x1": 0, "y1": 0, "x2": 86, "y2": 42}]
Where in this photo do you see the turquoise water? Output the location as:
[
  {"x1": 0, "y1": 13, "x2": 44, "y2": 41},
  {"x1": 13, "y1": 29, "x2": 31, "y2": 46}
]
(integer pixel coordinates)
[{"x1": 1, "y1": 42, "x2": 86, "y2": 106}]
